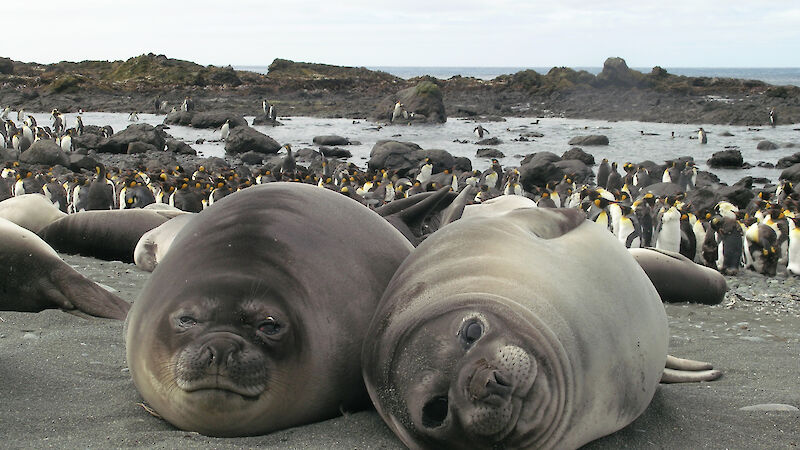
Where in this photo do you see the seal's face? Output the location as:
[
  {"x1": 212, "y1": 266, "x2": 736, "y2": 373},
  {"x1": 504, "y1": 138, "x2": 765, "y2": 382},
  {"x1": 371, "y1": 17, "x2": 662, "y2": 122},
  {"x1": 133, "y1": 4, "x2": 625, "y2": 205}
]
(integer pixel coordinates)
[
  {"x1": 384, "y1": 304, "x2": 545, "y2": 449},
  {"x1": 128, "y1": 274, "x2": 314, "y2": 437}
]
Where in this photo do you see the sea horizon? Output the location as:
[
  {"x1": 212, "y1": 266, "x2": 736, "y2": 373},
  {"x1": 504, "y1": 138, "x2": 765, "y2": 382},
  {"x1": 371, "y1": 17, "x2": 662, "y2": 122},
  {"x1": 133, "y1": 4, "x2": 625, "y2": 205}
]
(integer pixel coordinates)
[{"x1": 234, "y1": 65, "x2": 800, "y2": 87}]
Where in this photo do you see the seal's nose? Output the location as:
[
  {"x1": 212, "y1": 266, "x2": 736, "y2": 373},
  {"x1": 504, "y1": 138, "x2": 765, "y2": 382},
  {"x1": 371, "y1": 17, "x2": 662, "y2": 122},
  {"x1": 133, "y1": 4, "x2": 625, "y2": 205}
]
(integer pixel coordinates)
[
  {"x1": 201, "y1": 338, "x2": 241, "y2": 370},
  {"x1": 469, "y1": 366, "x2": 513, "y2": 402}
]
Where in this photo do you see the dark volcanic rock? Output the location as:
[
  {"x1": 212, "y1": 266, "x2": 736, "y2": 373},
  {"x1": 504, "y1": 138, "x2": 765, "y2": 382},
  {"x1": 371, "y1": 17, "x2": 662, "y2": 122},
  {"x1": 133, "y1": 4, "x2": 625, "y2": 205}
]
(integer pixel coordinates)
[
  {"x1": 594, "y1": 57, "x2": 645, "y2": 88},
  {"x1": 454, "y1": 156, "x2": 472, "y2": 173},
  {"x1": 240, "y1": 151, "x2": 265, "y2": 165},
  {"x1": 780, "y1": 163, "x2": 800, "y2": 183},
  {"x1": 368, "y1": 140, "x2": 423, "y2": 175},
  {"x1": 718, "y1": 177, "x2": 755, "y2": 208},
  {"x1": 367, "y1": 140, "x2": 455, "y2": 176},
  {"x1": 97, "y1": 123, "x2": 166, "y2": 154},
  {"x1": 313, "y1": 135, "x2": 351, "y2": 146},
  {"x1": 519, "y1": 152, "x2": 564, "y2": 190},
  {"x1": 127, "y1": 142, "x2": 157, "y2": 154},
  {"x1": 19, "y1": 140, "x2": 68, "y2": 166},
  {"x1": 554, "y1": 159, "x2": 592, "y2": 183},
  {"x1": 756, "y1": 140, "x2": 779, "y2": 151},
  {"x1": 476, "y1": 148, "x2": 505, "y2": 158},
  {"x1": 164, "y1": 111, "x2": 195, "y2": 126},
  {"x1": 72, "y1": 133, "x2": 104, "y2": 152},
  {"x1": 319, "y1": 146, "x2": 352, "y2": 158},
  {"x1": 373, "y1": 80, "x2": 447, "y2": 124},
  {"x1": 224, "y1": 126, "x2": 281, "y2": 155},
  {"x1": 561, "y1": 147, "x2": 595, "y2": 165},
  {"x1": 165, "y1": 139, "x2": 196, "y2": 155},
  {"x1": 190, "y1": 111, "x2": 247, "y2": 129},
  {"x1": 476, "y1": 137, "x2": 502, "y2": 146},
  {"x1": 521, "y1": 131, "x2": 544, "y2": 138},
  {"x1": 520, "y1": 151, "x2": 561, "y2": 166},
  {"x1": 707, "y1": 149, "x2": 743, "y2": 168},
  {"x1": 777, "y1": 152, "x2": 800, "y2": 169},
  {"x1": 252, "y1": 115, "x2": 283, "y2": 126},
  {"x1": 67, "y1": 153, "x2": 98, "y2": 171},
  {"x1": 0, "y1": 57, "x2": 13, "y2": 74},
  {"x1": 685, "y1": 187, "x2": 720, "y2": 215},
  {"x1": 568, "y1": 135, "x2": 609, "y2": 146}
]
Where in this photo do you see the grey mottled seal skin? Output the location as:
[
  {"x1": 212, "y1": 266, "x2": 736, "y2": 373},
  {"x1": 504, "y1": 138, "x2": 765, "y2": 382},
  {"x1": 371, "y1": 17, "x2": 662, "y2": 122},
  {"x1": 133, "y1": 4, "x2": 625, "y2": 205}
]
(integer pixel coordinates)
[
  {"x1": 0, "y1": 193, "x2": 66, "y2": 233},
  {"x1": 363, "y1": 207, "x2": 670, "y2": 449},
  {"x1": 125, "y1": 182, "x2": 413, "y2": 437},
  {"x1": 0, "y1": 217, "x2": 130, "y2": 319},
  {"x1": 134, "y1": 213, "x2": 195, "y2": 272},
  {"x1": 629, "y1": 247, "x2": 728, "y2": 305},
  {"x1": 37, "y1": 209, "x2": 172, "y2": 262}
]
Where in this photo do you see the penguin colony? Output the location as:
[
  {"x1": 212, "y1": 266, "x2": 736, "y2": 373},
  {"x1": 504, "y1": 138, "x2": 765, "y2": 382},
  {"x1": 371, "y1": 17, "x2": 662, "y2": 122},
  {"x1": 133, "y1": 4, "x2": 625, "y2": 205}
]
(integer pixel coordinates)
[{"x1": 1, "y1": 107, "x2": 799, "y2": 279}]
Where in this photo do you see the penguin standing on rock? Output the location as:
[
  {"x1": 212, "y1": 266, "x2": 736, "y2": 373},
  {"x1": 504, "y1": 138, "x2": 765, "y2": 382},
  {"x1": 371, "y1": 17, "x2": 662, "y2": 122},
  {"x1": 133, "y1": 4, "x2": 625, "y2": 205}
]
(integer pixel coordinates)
[
  {"x1": 769, "y1": 108, "x2": 777, "y2": 127},
  {"x1": 220, "y1": 119, "x2": 230, "y2": 141},
  {"x1": 391, "y1": 101, "x2": 407, "y2": 123}
]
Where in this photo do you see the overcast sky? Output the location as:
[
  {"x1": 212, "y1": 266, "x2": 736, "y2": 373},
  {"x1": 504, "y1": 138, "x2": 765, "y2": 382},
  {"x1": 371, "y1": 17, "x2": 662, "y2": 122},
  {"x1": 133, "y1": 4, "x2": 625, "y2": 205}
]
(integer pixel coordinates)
[{"x1": 6, "y1": 0, "x2": 799, "y2": 68}]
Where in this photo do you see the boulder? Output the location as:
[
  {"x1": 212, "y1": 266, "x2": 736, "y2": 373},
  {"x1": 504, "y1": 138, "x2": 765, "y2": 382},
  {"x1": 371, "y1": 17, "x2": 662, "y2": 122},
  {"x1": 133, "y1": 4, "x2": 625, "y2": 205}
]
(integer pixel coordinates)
[
  {"x1": 368, "y1": 140, "x2": 424, "y2": 175},
  {"x1": 756, "y1": 140, "x2": 779, "y2": 151},
  {"x1": 367, "y1": 140, "x2": 455, "y2": 176},
  {"x1": 476, "y1": 148, "x2": 505, "y2": 159},
  {"x1": 476, "y1": 137, "x2": 502, "y2": 146},
  {"x1": 776, "y1": 152, "x2": 800, "y2": 169},
  {"x1": 707, "y1": 149, "x2": 743, "y2": 168},
  {"x1": 72, "y1": 133, "x2": 104, "y2": 152},
  {"x1": 718, "y1": 177, "x2": 755, "y2": 208},
  {"x1": 224, "y1": 126, "x2": 281, "y2": 155},
  {"x1": 519, "y1": 153, "x2": 564, "y2": 190},
  {"x1": 561, "y1": 147, "x2": 595, "y2": 165},
  {"x1": 319, "y1": 146, "x2": 352, "y2": 158},
  {"x1": 780, "y1": 163, "x2": 800, "y2": 183},
  {"x1": 97, "y1": 123, "x2": 166, "y2": 154},
  {"x1": 67, "y1": 153, "x2": 99, "y2": 172},
  {"x1": 163, "y1": 111, "x2": 195, "y2": 126},
  {"x1": 19, "y1": 140, "x2": 68, "y2": 166},
  {"x1": 373, "y1": 80, "x2": 447, "y2": 124},
  {"x1": 453, "y1": 157, "x2": 472, "y2": 173},
  {"x1": 240, "y1": 151, "x2": 265, "y2": 165},
  {"x1": 127, "y1": 142, "x2": 158, "y2": 154},
  {"x1": 521, "y1": 131, "x2": 544, "y2": 138},
  {"x1": 165, "y1": 138, "x2": 196, "y2": 155},
  {"x1": 252, "y1": 115, "x2": 283, "y2": 126},
  {"x1": 554, "y1": 159, "x2": 592, "y2": 183},
  {"x1": 0, "y1": 57, "x2": 13, "y2": 75},
  {"x1": 684, "y1": 187, "x2": 719, "y2": 215},
  {"x1": 190, "y1": 111, "x2": 247, "y2": 129},
  {"x1": 520, "y1": 151, "x2": 561, "y2": 166},
  {"x1": 593, "y1": 57, "x2": 644, "y2": 88},
  {"x1": 568, "y1": 135, "x2": 609, "y2": 146},
  {"x1": 313, "y1": 135, "x2": 351, "y2": 146}
]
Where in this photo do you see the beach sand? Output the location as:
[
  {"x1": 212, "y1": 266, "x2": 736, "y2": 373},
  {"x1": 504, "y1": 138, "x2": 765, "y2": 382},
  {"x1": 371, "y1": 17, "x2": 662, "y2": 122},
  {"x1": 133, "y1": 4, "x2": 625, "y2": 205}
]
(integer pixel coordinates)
[{"x1": 1, "y1": 254, "x2": 798, "y2": 449}]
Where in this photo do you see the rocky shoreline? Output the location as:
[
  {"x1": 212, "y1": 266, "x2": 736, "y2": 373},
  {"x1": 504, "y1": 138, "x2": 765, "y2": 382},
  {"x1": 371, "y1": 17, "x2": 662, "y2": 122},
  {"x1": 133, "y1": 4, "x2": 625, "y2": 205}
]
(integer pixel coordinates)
[{"x1": 2, "y1": 54, "x2": 799, "y2": 126}]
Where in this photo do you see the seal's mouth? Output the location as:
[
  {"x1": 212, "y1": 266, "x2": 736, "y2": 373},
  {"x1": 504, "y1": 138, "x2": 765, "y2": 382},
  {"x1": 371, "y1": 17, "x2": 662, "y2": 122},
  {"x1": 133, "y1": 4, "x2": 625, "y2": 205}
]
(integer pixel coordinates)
[{"x1": 177, "y1": 376, "x2": 266, "y2": 399}]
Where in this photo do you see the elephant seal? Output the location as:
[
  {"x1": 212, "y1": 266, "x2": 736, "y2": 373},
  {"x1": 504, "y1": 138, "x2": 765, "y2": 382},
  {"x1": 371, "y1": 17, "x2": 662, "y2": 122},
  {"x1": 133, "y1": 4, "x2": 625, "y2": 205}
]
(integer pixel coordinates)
[
  {"x1": 125, "y1": 182, "x2": 413, "y2": 437},
  {"x1": 0, "y1": 217, "x2": 130, "y2": 319},
  {"x1": 629, "y1": 247, "x2": 728, "y2": 305},
  {"x1": 0, "y1": 193, "x2": 66, "y2": 233},
  {"x1": 37, "y1": 209, "x2": 172, "y2": 262},
  {"x1": 363, "y1": 207, "x2": 718, "y2": 450},
  {"x1": 134, "y1": 213, "x2": 195, "y2": 272}
]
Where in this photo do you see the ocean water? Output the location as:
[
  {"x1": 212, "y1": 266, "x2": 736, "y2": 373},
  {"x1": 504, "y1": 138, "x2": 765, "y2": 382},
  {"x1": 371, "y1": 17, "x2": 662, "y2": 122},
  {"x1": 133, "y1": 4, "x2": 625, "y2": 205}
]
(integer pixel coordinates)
[
  {"x1": 235, "y1": 65, "x2": 800, "y2": 87},
  {"x1": 20, "y1": 111, "x2": 799, "y2": 188}
]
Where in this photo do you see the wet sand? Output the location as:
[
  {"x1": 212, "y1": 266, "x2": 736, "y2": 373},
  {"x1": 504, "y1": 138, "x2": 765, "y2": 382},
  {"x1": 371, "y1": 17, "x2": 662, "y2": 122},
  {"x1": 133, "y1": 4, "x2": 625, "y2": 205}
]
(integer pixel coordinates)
[{"x1": 1, "y1": 254, "x2": 798, "y2": 449}]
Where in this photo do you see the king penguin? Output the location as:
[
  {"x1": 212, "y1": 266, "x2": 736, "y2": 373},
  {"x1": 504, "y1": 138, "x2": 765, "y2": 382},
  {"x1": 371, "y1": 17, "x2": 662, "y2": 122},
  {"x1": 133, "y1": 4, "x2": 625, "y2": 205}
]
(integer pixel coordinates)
[{"x1": 788, "y1": 216, "x2": 800, "y2": 275}]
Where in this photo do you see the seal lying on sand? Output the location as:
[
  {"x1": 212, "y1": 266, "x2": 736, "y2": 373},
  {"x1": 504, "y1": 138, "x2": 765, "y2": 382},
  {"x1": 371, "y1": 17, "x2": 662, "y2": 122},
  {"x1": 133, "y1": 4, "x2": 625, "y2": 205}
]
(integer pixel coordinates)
[
  {"x1": 125, "y1": 182, "x2": 413, "y2": 437},
  {"x1": 38, "y1": 209, "x2": 172, "y2": 262},
  {"x1": 363, "y1": 207, "x2": 720, "y2": 450},
  {"x1": 630, "y1": 247, "x2": 728, "y2": 305},
  {"x1": 0, "y1": 217, "x2": 130, "y2": 319},
  {"x1": 0, "y1": 193, "x2": 66, "y2": 233}
]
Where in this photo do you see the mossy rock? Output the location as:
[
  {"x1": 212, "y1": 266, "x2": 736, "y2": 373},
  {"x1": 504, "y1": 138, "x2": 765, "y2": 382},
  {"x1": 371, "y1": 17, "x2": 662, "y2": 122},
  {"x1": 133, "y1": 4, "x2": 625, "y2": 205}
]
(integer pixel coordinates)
[{"x1": 50, "y1": 75, "x2": 85, "y2": 93}]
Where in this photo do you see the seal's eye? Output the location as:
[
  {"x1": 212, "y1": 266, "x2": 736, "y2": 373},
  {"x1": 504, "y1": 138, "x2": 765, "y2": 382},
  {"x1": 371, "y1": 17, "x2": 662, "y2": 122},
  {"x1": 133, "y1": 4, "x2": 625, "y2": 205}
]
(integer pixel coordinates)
[
  {"x1": 257, "y1": 316, "x2": 281, "y2": 335},
  {"x1": 460, "y1": 320, "x2": 483, "y2": 346},
  {"x1": 421, "y1": 395, "x2": 449, "y2": 428},
  {"x1": 178, "y1": 315, "x2": 197, "y2": 328}
]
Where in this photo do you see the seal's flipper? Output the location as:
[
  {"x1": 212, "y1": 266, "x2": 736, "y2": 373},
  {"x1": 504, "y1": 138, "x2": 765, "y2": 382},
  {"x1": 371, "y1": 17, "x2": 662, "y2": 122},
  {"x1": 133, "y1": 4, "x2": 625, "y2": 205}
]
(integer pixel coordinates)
[
  {"x1": 661, "y1": 368, "x2": 722, "y2": 383},
  {"x1": 660, "y1": 355, "x2": 722, "y2": 383},
  {"x1": 508, "y1": 207, "x2": 587, "y2": 240},
  {"x1": 50, "y1": 268, "x2": 131, "y2": 320},
  {"x1": 377, "y1": 187, "x2": 457, "y2": 245},
  {"x1": 439, "y1": 184, "x2": 477, "y2": 227}
]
